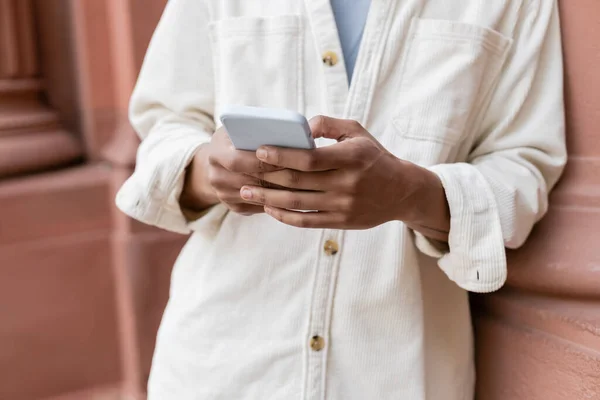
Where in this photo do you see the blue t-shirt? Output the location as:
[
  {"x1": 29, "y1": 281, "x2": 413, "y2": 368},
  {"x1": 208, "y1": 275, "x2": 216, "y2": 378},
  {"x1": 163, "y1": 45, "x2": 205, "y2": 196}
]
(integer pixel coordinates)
[{"x1": 330, "y1": 0, "x2": 372, "y2": 83}]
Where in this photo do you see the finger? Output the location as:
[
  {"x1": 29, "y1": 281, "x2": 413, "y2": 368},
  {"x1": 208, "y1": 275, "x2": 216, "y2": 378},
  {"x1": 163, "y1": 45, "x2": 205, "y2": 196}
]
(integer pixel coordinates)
[
  {"x1": 228, "y1": 203, "x2": 265, "y2": 216},
  {"x1": 309, "y1": 115, "x2": 368, "y2": 141},
  {"x1": 210, "y1": 167, "x2": 259, "y2": 191},
  {"x1": 211, "y1": 147, "x2": 281, "y2": 174},
  {"x1": 217, "y1": 182, "x2": 284, "y2": 205},
  {"x1": 210, "y1": 166, "x2": 283, "y2": 191},
  {"x1": 256, "y1": 141, "x2": 358, "y2": 171},
  {"x1": 264, "y1": 206, "x2": 345, "y2": 229},
  {"x1": 240, "y1": 186, "x2": 340, "y2": 211},
  {"x1": 249, "y1": 169, "x2": 343, "y2": 191}
]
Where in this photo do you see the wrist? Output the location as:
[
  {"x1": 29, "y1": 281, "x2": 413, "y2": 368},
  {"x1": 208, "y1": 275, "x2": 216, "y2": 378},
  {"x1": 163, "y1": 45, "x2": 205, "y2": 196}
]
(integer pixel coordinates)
[
  {"x1": 180, "y1": 144, "x2": 219, "y2": 212},
  {"x1": 394, "y1": 161, "x2": 450, "y2": 233}
]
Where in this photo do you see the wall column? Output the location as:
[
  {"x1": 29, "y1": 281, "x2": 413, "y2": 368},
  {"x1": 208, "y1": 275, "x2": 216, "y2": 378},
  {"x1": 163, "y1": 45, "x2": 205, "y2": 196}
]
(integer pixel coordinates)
[
  {"x1": 0, "y1": 0, "x2": 81, "y2": 178},
  {"x1": 473, "y1": 1, "x2": 600, "y2": 398},
  {"x1": 68, "y1": 0, "x2": 183, "y2": 397}
]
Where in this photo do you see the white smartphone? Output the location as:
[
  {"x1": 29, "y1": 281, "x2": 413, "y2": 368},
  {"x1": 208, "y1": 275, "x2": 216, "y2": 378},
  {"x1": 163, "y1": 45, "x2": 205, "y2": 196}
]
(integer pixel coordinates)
[{"x1": 219, "y1": 104, "x2": 316, "y2": 151}]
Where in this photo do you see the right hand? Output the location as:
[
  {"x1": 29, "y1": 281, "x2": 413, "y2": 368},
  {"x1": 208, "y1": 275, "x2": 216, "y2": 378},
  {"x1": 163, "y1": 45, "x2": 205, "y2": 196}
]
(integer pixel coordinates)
[{"x1": 180, "y1": 127, "x2": 282, "y2": 215}]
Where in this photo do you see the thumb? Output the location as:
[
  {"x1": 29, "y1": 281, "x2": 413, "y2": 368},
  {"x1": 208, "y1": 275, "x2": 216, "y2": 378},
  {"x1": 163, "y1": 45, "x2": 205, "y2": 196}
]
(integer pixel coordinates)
[{"x1": 308, "y1": 115, "x2": 368, "y2": 142}]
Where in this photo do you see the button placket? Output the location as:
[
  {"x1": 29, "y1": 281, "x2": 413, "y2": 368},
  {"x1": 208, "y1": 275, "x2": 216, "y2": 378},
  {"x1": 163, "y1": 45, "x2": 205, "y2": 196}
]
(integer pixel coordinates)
[
  {"x1": 304, "y1": 231, "x2": 341, "y2": 400},
  {"x1": 303, "y1": 0, "x2": 348, "y2": 118},
  {"x1": 300, "y1": 4, "x2": 346, "y2": 396},
  {"x1": 301, "y1": 1, "x2": 392, "y2": 399}
]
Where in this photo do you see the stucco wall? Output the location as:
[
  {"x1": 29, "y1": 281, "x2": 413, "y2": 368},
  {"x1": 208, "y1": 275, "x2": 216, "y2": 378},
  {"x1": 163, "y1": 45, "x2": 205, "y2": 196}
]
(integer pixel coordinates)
[{"x1": 0, "y1": 1, "x2": 597, "y2": 399}]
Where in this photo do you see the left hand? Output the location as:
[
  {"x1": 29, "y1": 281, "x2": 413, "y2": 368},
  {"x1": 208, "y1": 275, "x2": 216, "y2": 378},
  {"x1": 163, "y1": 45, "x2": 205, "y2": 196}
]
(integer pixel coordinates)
[{"x1": 239, "y1": 116, "x2": 440, "y2": 230}]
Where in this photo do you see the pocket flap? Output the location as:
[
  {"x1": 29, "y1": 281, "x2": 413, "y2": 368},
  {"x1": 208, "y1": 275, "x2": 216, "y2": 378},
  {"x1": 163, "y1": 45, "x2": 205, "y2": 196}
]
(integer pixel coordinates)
[
  {"x1": 392, "y1": 116, "x2": 462, "y2": 145},
  {"x1": 209, "y1": 15, "x2": 301, "y2": 37},
  {"x1": 413, "y1": 18, "x2": 513, "y2": 57}
]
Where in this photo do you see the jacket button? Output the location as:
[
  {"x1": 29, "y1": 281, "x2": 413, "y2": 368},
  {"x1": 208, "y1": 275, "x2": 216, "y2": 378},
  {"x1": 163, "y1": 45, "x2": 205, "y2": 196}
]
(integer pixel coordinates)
[
  {"x1": 310, "y1": 335, "x2": 325, "y2": 351},
  {"x1": 324, "y1": 240, "x2": 339, "y2": 256},
  {"x1": 322, "y1": 50, "x2": 339, "y2": 66}
]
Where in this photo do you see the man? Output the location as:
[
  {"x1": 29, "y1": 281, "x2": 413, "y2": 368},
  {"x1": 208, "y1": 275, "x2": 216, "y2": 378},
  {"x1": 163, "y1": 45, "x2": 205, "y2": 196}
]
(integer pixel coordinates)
[{"x1": 116, "y1": 0, "x2": 566, "y2": 398}]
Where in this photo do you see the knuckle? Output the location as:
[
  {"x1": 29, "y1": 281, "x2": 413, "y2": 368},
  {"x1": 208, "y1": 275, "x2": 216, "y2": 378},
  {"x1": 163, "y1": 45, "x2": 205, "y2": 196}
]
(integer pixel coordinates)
[
  {"x1": 258, "y1": 190, "x2": 267, "y2": 204},
  {"x1": 309, "y1": 115, "x2": 330, "y2": 138},
  {"x1": 340, "y1": 212, "x2": 354, "y2": 225},
  {"x1": 291, "y1": 215, "x2": 307, "y2": 228},
  {"x1": 207, "y1": 169, "x2": 219, "y2": 186},
  {"x1": 340, "y1": 196, "x2": 355, "y2": 212},
  {"x1": 257, "y1": 160, "x2": 267, "y2": 172},
  {"x1": 289, "y1": 195, "x2": 302, "y2": 210},
  {"x1": 207, "y1": 153, "x2": 218, "y2": 166},
  {"x1": 298, "y1": 216, "x2": 314, "y2": 228},
  {"x1": 343, "y1": 174, "x2": 361, "y2": 194},
  {"x1": 351, "y1": 175, "x2": 362, "y2": 191},
  {"x1": 287, "y1": 170, "x2": 301, "y2": 185},
  {"x1": 313, "y1": 115, "x2": 328, "y2": 131},
  {"x1": 349, "y1": 119, "x2": 362, "y2": 130},
  {"x1": 270, "y1": 209, "x2": 283, "y2": 222}
]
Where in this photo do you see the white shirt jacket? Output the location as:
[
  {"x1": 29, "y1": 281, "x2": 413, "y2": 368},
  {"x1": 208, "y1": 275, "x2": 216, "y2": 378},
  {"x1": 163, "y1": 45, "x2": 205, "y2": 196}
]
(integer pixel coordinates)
[{"x1": 116, "y1": 0, "x2": 567, "y2": 399}]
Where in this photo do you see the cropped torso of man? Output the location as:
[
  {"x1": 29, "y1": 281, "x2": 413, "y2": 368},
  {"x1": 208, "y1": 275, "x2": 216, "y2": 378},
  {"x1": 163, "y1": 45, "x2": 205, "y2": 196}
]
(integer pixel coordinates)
[{"x1": 117, "y1": 1, "x2": 566, "y2": 399}]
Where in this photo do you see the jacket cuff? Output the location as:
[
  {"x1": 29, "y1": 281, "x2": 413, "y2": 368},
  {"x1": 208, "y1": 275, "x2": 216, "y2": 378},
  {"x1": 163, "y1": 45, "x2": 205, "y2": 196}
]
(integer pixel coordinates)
[
  {"x1": 414, "y1": 163, "x2": 507, "y2": 293},
  {"x1": 115, "y1": 126, "x2": 210, "y2": 234}
]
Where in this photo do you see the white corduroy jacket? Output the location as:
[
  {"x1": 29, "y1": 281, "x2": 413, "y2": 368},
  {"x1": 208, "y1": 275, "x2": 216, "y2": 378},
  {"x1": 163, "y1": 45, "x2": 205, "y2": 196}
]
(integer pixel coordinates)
[{"x1": 116, "y1": 0, "x2": 566, "y2": 399}]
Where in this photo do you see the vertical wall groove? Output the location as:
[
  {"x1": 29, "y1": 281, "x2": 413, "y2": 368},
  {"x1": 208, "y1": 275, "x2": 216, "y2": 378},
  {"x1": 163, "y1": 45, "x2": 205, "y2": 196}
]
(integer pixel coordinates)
[
  {"x1": 15, "y1": 0, "x2": 38, "y2": 77},
  {"x1": 0, "y1": 0, "x2": 81, "y2": 178},
  {"x1": 0, "y1": 0, "x2": 19, "y2": 77}
]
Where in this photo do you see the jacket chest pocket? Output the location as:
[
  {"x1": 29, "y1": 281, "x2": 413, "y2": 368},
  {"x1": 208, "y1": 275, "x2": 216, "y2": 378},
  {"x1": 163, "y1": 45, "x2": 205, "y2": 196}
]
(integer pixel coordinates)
[
  {"x1": 383, "y1": 18, "x2": 512, "y2": 166},
  {"x1": 209, "y1": 15, "x2": 304, "y2": 115}
]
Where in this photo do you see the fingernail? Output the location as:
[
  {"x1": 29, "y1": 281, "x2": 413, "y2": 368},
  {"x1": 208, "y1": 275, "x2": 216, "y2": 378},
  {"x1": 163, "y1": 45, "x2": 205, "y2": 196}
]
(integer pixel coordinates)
[
  {"x1": 240, "y1": 188, "x2": 253, "y2": 200},
  {"x1": 256, "y1": 148, "x2": 268, "y2": 160}
]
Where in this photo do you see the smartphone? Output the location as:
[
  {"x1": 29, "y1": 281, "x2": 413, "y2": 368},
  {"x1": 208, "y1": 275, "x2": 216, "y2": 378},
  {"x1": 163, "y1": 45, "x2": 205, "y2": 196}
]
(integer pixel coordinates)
[{"x1": 219, "y1": 104, "x2": 316, "y2": 151}]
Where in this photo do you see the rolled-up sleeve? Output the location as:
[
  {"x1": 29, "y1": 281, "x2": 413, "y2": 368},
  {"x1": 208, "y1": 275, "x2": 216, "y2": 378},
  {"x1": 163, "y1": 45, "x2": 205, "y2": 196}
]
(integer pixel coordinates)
[
  {"x1": 415, "y1": 1, "x2": 567, "y2": 293},
  {"x1": 115, "y1": 0, "x2": 216, "y2": 234}
]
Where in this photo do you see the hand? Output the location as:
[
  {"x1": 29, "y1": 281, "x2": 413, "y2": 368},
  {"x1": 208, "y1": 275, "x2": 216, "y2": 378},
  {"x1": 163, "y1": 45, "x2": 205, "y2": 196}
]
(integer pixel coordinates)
[
  {"x1": 180, "y1": 126, "x2": 282, "y2": 216},
  {"x1": 240, "y1": 116, "x2": 450, "y2": 235},
  {"x1": 238, "y1": 116, "x2": 413, "y2": 228}
]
